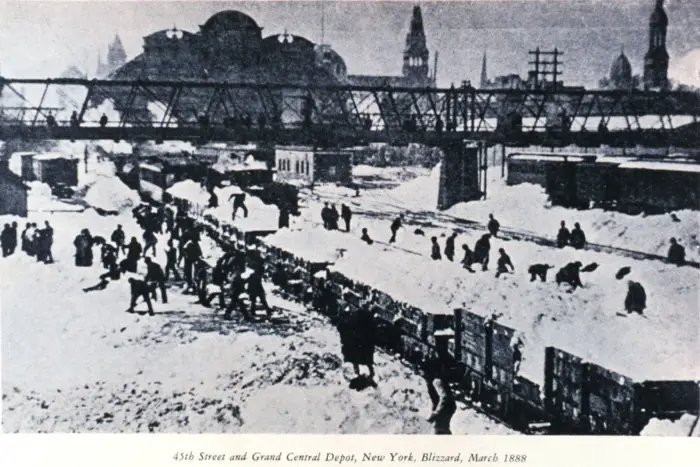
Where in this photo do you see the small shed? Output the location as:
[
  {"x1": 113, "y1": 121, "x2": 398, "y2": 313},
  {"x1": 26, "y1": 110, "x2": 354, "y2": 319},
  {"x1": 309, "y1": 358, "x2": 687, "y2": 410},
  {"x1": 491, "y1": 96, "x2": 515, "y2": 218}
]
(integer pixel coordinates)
[
  {"x1": 275, "y1": 146, "x2": 352, "y2": 186},
  {"x1": 33, "y1": 154, "x2": 80, "y2": 187},
  {"x1": 15, "y1": 152, "x2": 38, "y2": 181},
  {"x1": 0, "y1": 166, "x2": 29, "y2": 217}
]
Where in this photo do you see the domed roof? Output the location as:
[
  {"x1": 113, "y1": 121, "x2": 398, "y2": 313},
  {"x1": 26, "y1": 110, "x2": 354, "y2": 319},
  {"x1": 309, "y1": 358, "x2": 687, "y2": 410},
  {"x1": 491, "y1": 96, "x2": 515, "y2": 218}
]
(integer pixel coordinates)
[
  {"x1": 610, "y1": 51, "x2": 632, "y2": 82},
  {"x1": 649, "y1": 0, "x2": 668, "y2": 27},
  {"x1": 201, "y1": 10, "x2": 260, "y2": 32},
  {"x1": 262, "y1": 33, "x2": 315, "y2": 52}
]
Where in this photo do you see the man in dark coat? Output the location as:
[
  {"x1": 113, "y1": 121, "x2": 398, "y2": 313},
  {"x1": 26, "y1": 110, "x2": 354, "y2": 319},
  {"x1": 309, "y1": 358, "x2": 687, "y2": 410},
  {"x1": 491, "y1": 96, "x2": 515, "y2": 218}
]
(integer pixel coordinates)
[
  {"x1": 556, "y1": 221, "x2": 570, "y2": 248},
  {"x1": 164, "y1": 239, "x2": 181, "y2": 281},
  {"x1": 101, "y1": 243, "x2": 118, "y2": 270},
  {"x1": 337, "y1": 299, "x2": 376, "y2": 378},
  {"x1": 278, "y1": 206, "x2": 290, "y2": 229},
  {"x1": 431, "y1": 236, "x2": 442, "y2": 260},
  {"x1": 229, "y1": 192, "x2": 248, "y2": 220},
  {"x1": 570, "y1": 222, "x2": 586, "y2": 250},
  {"x1": 143, "y1": 229, "x2": 158, "y2": 258},
  {"x1": 495, "y1": 248, "x2": 515, "y2": 278},
  {"x1": 473, "y1": 234, "x2": 491, "y2": 271},
  {"x1": 556, "y1": 261, "x2": 584, "y2": 289},
  {"x1": 8, "y1": 222, "x2": 18, "y2": 255},
  {"x1": 73, "y1": 229, "x2": 94, "y2": 267},
  {"x1": 127, "y1": 277, "x2": 154, "y2": 316},
  {"x1": 247, "y1": 265, "x2": 272, "y2": 317},
  {"x1": 42, "y1": 221, "x2": 54, "y2": 263},
  {"x1": 111, "y1": 224, "x2": 126, "y2": 256},
  {"x1": 224, "y1": 270, "x2": 248, "y2": 321},
  {"x1": 667, "y1": 238, "x2": 686, "y2": 266},
  {"x1": 125, "y1": 237, "x2": 142, "y2": 273},
  {"x1": 321, "y1": 202, "x2": 331, "y2": 229},
  {"x1": 389, "y1": 215, "x2": 404, "y2": 244},
  {"x1": 183, "y1": 237, "x2": 202, "y2": 292},
  {"x1": 208, "y1": 189, "x2": 219, "y2": 209},
  {"x1": 361, "y1": 228, "x2": 374, "y2": 245},
  {"x1": 145, "y1": 257, "x2": 167, "y2": 304},
  {"x1": 624, "y1": 281, "x2": 647, "y2": 315},
  {"x1": 460, "y1": 244, "x2": 475, "y2": 272},
  {"x1": 487, "y1": 214, "x2": 500, "y2": 238},
  {"x1": 1, "y1": 223, "x2": 13, "y2": 257},
  {"x1": 528, "y1": 264, "x2": 552, "y2": 282},
  {"x1": 341, "y1": 204, "x2": 352, "y2": 232},
  {"x1": 194, "y1": 258, "x2": 211, "y2": 306},
  {"x1": 329, "y1": 204, "x2": 340, "y2": 231},
  {"x1": 21, "y1": 223, "x2": 31, "y2": 255},
  {"x1": 444, "y1": 232, "x2": 457, "y2": 261},
  {"x1": 422, "y1": 358, "x2": 456, "y2": 435}
]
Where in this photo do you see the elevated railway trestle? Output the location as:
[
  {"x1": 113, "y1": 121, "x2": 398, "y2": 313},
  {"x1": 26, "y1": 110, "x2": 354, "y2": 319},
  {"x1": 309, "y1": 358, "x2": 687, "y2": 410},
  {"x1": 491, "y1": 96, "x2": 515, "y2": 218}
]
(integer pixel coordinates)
[{"x1": 1, "y1": 77, "x2": 699, "y2": 148}]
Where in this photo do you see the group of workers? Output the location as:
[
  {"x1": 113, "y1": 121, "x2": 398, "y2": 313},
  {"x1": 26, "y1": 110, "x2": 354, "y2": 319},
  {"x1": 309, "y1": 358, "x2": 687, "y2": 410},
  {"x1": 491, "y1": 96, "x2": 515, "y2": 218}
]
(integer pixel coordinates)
[{"x1": 0, "y1": 221, "x2": 54, "y2": 263}]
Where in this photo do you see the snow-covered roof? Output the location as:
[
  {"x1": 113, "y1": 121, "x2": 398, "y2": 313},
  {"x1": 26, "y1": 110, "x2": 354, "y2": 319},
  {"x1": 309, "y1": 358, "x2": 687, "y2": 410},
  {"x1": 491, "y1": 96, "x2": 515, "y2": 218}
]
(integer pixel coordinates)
[
  {"x1": 619, "y1": 161, "x2": 700, "y2": 173},
  {"x1": 34, "y1": 153, "x2": 74, "y2": 161},
  {"x1": 509, "y1": 154, "x2": 587, "y2": 163}
]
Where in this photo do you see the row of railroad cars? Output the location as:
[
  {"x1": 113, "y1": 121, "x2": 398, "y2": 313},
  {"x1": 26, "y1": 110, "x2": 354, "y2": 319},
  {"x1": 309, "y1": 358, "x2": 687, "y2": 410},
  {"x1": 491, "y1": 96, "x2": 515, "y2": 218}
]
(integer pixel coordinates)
[
  {"x1": 507, "y1": 153, "x2": 700, "y2": 213},
  {"x1": 185, "y1": 206, "x2": 699, "y2": 436}
]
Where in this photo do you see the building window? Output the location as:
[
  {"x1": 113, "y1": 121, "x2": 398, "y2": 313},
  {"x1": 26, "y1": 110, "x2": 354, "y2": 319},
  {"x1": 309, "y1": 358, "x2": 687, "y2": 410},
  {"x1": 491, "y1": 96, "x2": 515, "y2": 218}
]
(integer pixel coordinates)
[{"x1": 295, "y1": 160, "x2": 300, "y2": 173}]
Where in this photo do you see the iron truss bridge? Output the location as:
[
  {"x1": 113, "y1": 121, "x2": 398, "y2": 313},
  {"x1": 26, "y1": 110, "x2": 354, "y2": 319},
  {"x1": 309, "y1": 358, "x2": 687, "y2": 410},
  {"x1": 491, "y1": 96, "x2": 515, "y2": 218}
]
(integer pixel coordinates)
[{"x1": 1, "y1": 77, "x2": 699, "y2": 147}]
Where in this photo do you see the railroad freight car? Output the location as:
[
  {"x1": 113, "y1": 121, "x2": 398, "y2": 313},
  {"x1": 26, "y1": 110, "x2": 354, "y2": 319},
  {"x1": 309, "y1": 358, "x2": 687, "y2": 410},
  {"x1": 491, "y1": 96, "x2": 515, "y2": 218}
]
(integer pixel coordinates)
[{"x1": 616, "y1": 161, "x2": 700, "y2": 213}]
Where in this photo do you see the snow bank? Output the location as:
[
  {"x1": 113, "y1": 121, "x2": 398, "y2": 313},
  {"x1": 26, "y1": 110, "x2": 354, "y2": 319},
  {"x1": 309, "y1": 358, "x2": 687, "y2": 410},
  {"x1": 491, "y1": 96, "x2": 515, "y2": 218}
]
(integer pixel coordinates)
[
  {"x1": 640, "y1": 414, "x2": 698, "y2": 437},
  {"x1": 384, "y1": 163, "x2": 441, "y2": 211},
  {"x1": 84, "y1": 176, "x2": 141, "y2": 213},
  {"x1": 212, "y1": 154, "x2": 267, "y2": 173},
  {"x1": 208, "y1": 186, "x2": 279, "y2": 232},
  {"x1": 167, "y1": 180, "x2": 209, "y2": 205},
  {"x1": 447, "y1": 175, "x2": 700, "y2": 262},
  {"x1": 266, "y1": 227, "x2": 699, "y2": 385}
]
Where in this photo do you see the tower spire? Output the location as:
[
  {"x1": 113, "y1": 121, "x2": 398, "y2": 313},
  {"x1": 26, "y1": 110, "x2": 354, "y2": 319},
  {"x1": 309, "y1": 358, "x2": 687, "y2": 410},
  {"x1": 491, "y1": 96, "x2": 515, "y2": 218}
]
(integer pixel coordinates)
[
  {"x1": 480, "y1": 51, "x2": 488, "y2": 88},
  {"x1": 402, "y1": 5, "x2": 430, "y2": 86}
]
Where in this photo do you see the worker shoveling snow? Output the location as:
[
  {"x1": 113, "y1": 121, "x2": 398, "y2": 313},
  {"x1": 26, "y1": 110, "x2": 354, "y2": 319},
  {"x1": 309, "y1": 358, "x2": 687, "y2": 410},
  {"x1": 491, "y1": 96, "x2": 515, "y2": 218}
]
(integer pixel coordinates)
[{"x1": 83, "y1": 176, "x2": 141, "y2": 214}]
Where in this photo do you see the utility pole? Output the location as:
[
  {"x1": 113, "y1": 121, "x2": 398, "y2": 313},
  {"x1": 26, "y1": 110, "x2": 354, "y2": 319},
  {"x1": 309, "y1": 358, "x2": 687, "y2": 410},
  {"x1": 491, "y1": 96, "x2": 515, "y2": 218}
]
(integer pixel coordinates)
[{"x1": 528, "y1": 48, "x2": 563, "y2": 90}]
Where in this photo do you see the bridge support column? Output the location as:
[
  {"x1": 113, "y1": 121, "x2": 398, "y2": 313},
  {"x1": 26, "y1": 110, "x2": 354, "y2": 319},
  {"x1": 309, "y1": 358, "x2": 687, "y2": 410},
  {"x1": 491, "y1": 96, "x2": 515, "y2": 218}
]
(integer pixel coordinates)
[{"x1": 436, "y1": 139, "x2": 485, "y2": 211}]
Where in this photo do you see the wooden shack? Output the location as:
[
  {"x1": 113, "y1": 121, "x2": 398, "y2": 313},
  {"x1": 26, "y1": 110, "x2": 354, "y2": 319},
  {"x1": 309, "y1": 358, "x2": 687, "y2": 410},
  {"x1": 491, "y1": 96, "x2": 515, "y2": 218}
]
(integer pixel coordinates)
[
  {"x1": 0, "y1": 165, "x2": 29, "y2": 217},
  {"x1": 32, "y1": 154, "x2": 79, "y2": 187},
  {"x1": 275, "y1": 146, "x2": 352, "y2": 186}
]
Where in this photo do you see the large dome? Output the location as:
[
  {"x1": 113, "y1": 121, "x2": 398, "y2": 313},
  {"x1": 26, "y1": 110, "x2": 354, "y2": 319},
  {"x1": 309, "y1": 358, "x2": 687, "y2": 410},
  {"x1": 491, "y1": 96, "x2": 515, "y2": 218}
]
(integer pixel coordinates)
[
  {"x1": 201, "y1": 10, "x2": 260, "y2": 33},
  {"x1": 610, "y1": 51, "x2": 632, "y2": 84}
]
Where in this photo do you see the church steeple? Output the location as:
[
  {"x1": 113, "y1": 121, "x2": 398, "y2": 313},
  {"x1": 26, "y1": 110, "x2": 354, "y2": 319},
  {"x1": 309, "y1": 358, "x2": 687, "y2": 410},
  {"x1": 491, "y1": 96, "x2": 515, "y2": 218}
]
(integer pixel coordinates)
[
  {"x1": 643, "y1": 0, "x2": 669, "y2": 89},
  {"x1": 480, "y1": 52, "x2": 488, "y2": 88},
  {"x1": 402, "y1": 5, "x2": 430, "y2": 86},
  {"x1": 108, "y1": 34, "x2": 127, "y2": 71}
]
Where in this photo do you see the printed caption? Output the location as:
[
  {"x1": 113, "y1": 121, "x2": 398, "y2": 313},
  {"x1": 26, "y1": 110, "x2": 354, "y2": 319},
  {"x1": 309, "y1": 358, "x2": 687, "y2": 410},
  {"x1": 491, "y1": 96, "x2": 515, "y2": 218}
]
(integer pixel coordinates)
[{"x1": 173, "y1": 451, "x2": 528, "y2": 464}]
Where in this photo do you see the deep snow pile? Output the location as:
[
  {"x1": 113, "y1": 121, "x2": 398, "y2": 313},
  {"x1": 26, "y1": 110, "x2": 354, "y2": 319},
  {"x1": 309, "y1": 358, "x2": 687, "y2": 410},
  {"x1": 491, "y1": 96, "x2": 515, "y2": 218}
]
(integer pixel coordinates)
[
  {"x1": 167, "y1": 180, "x2": 209, "y2": 206},
  {"x1": 208, "y1": 186, "x2": 279, "y2": 232},
  {"x1": 262, "y1": 227, "x2": 699, "y2": 385},
  {"x1": 448, "y1": 175, "x2": 700, "y2": 262},
  {"x1": 640, "y1": 414, "x2": 699, "y2": 437},
  {"x1": 366, "y1": 164, "x2": 700, "y2": 261},
  {"x1": 83, "y1": 176, "x2": 141, "y2": 213},
  {"x1": 1, "y1": 209, "x2": 513, "y2": 435}
]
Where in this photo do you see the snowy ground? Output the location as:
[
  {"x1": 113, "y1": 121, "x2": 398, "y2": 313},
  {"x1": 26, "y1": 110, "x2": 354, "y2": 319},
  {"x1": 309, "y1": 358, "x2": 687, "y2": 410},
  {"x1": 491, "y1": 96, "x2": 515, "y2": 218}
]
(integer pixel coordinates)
[
  {"x1": 295, "y1": 167, "x2": 699, "y2": 384},
  {"x1": 0, "y1": 205, "x2": 512, "y2": 434}
]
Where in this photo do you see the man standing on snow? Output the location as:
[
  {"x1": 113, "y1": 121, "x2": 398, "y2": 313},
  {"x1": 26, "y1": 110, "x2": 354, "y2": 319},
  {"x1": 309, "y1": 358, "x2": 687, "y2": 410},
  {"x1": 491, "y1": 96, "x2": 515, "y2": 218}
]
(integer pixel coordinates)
[
  {"x1": 143, "y1": 229, "x2": 158, "y2": 258},
  {"x1": 444, "y1": 232, "x2": 457, "y2": 262},
  {"x1": 667, "y1": 238, "x2": 686, "y2": 266},
  {"x1": 389, "y1": 215, "x2": 404, "y2": 244},
  {"x1": 1, "y1": 224, "x2": 13, "y2": 257},
  {"x1": 224, "y1": 269, "x2": 248, "y2": 321},
  {"x1": 111, "y1": 224, "x2": 126, "y2": 256},
  {"x1": 321, "y1": 202, "x2": 331, "y2": 229},
  {"x1": 570, "y1": 222, "x2": 586, "y2": 250},
  {"x1": 337, "y1": 296, "x2": 376, "y2": 379},
  {"x1": 422, "y1": 358, "x2": 456, "y2": 435},
  {"x1": 229, "y1": 191, "x2": 248, "y2": 220},
  {"x1": 125, "y1": 237, "x2": 142, "y2": 273},
  {"x1": 8, "y1": 222, "x2": 18, "y2": 255},
  {"x1": 144, "y1": 257, "x2": 167, "y2": 304},
  {"x1": 487, "y1": 214, "x2": 500, "y2": 238},
  {"x1": 361, "y1": 228, "x2": 374, "y2": 245},
  {"x1": 183, "y1": 236, "x2": 203, "y2": 292},
  {"x1": 329, "y1": 204, "x2": 340, "y2": 231},
  {"x1": 247, "y1": 264, "x2": 272, "y2": 318},
  {"x1": 164, "y1": 239, "x2": 181, "y2": 281},
  {"x1": 460, "y1": 244, "x2": 475, "y2": 272},
  {"x1": 556, "y1": 221, "x2": 570, "y2": 248},
  {"x1": 431, "y1": 236, "x2": 442, "y2": 260},
  {"x1": 43, "y1": 221, "x2": 54, "y2": 263},
  {"x1": 341, "y1": 204, "x2": 352, "y2": 232}
]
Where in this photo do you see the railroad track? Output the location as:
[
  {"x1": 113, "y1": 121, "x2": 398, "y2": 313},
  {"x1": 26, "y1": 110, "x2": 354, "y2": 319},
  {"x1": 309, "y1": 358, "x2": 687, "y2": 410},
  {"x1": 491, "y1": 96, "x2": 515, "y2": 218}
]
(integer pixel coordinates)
[{"x1": 301, "y1": 189, "x2": 700, "y2": 269}]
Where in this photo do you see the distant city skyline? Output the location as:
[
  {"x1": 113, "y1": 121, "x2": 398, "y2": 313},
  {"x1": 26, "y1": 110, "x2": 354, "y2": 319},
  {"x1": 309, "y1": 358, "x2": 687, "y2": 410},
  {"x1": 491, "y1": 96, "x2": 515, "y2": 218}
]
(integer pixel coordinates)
[{"x1": 0, "y1": 0, "x2": 699, "y2": 88}]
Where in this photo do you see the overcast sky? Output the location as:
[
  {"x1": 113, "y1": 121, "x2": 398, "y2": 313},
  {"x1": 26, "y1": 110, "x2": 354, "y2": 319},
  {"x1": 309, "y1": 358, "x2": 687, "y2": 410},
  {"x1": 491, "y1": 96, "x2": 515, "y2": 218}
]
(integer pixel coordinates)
[{"x1": 0, "y1": 0, "x2": 699, "y2": 87}]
